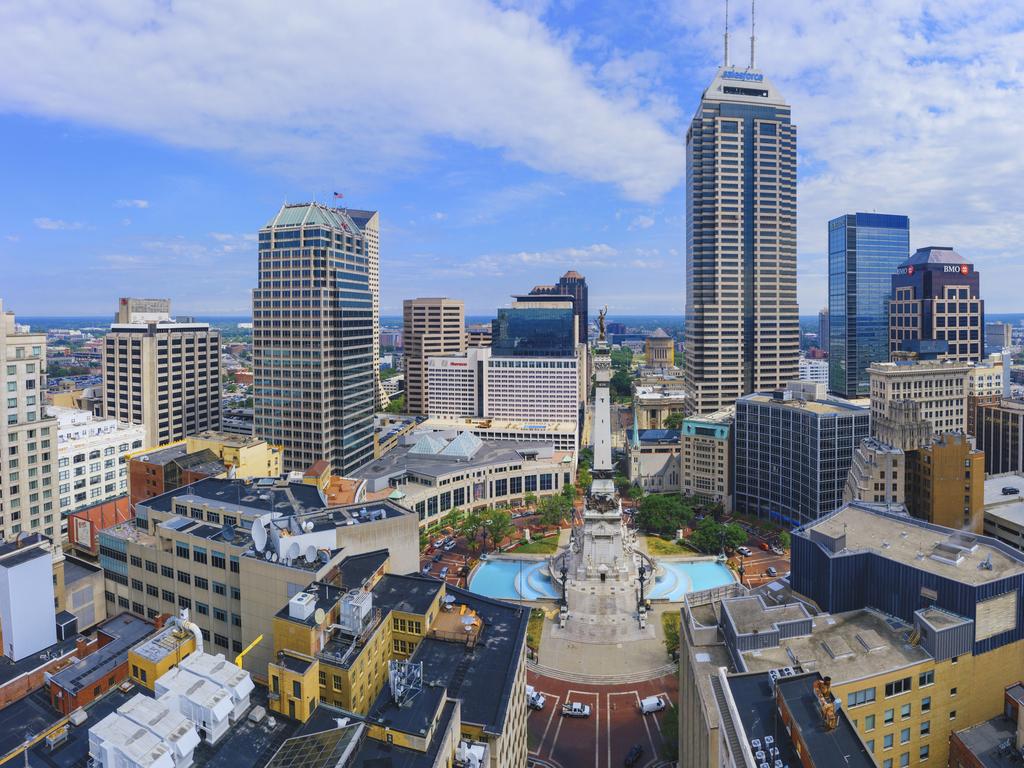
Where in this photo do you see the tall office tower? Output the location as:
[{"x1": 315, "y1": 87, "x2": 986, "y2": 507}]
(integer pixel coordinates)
[
  {"x1": 403, "y1": 298, "x2": 465, "y2": 415},
  {"x1": 889, "y1": 246, "x2": 984, "y2": 363},
  {"x1": 828, "y1": 213, "x2": 910, "y2": 398},
  {"x1": 345, "y1": 209, "x2": 385, "y2": 410},
  {"x1": 683, "y1": 62, "x2": 799, "y2": 415},
  {"x1": 817, "y1": 308, "x2": 829, "y2": 354},
  {"x1": 0, "y1": 301, "x2": 59, "y2": 540},
  {"x1": 530, "y1": 270, "x2": 588, "y2": 345},
  {"x1": 986, "y1": 321, "x2": 1012, "y2": 354},
  {"x1": 253, "y1": 204, "x2": 375, "y2": 474},
  {"x1": 103, "y1": 298, "x2": 221, "y2": 448},
  {"x1": 491, "y1": 297, "x2": 577, "y2": 356},
  {"x1": 977, "y1": 399, "x2": 1024, "y2": 474}
]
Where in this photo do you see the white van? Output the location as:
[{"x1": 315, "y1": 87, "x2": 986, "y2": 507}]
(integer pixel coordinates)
[{"x1": 639, "y1": 695, "x2": 666, "y2": 714}]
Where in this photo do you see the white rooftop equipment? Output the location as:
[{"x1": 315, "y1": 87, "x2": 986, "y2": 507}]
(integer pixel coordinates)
[
  {"x1": 155, "y1": 667, "x2": 233, "y2": 745},
  {"x1": 177, "y1": 651, "x2": 254, "y2": 722},
  {"x1": 88, "y1": 693, "x2": 199, "y2": 768}
]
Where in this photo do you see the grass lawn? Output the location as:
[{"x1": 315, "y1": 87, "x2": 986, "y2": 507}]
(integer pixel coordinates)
[
  {"x1": 644, "y1": 536, "x2": 699, "y2": 556},
  {"x1": 511, "y1": 536, "x2": 559, "y2": 555},
  {"x1": 527, "y1": 608, "x2": 545, "y2": 650}
]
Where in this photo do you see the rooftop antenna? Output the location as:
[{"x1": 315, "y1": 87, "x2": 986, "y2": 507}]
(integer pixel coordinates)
[
  {"x1": 723, "y1": 0, "x2": 730, "y2": 67},
  {"x1": 749, "y1": 0, "x2": 756, "y2": 69}
]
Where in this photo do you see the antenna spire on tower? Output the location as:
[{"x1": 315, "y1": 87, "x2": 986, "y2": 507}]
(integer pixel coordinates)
[
  {"x1": 749, "y1": 0, "x2": 756, "y2": 69},
  {"x1": 723, "y1": 0, "x2": 730, "y2": 67}
]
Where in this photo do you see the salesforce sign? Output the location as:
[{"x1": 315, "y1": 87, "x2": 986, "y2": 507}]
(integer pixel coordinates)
[{"x1": 722, "y1": 70, "x2": 765, "y2": 82}]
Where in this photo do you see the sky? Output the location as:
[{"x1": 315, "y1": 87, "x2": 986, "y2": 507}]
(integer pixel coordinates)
[{"x1": 0, "y1": 1, "x2": 1022, "y2": 318}]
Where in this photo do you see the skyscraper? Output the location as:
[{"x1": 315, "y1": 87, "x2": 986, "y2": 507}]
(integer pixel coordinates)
[
  {"x1": 102, "y1": 298, "x2": 221, "y2": 447},
  {"x1": 888, "y1": 246, "x2": 984, "y2": 363},
  {"x1": 345, "y1": 209, "x2": 385, "y2": 410},
  {"x1": 0, "y1": 300, "x2": 58, "y2": 540},
  {"x1": 828, "y1": 212, "x2": 910, "y2": 398},
  {"x1": 530, "y1": 271, "x2": 588, "y2": 345},
  {"x1": 491, "y1": 297, "x2": 577, "y2": 357},
  {"x1": 403, "y1": 298, "x2": 465, "y2": 415},
  {"x1": 684, "y1": 59, "x2": 798, "y2": 414},
  {"x1": 817, "y1": 307, "x2": 829, "y2": 354},
  {"x1": 253, "y1": 204, "x2": 375, "y2": 474}
]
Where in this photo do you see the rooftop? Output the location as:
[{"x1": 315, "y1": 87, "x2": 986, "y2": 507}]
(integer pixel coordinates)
[
  {"x1": 139, "y1": 477, "x2": 326, "y2": 517},
  {"x1": 952, "y1": 710, "x2": 1024, "y2": 767},
  {"x1": 984, "y1": 474, "x2": 1024, "y2": 508},
  {"x1": 740, "y1": 390, "x2": 868, "y2": 416},
  {"x1": 636, "y1": 429, "x2": 681, "y2": 445},
  {"x1": 264, "y1": 203, "x2": 364, "y2": 235},
  {"x1": 49, "y1": 613, "x2": 154, "y2": 695},
  {"x1": 338, "y1": 549, "x2": 389, "y2": 590},
  {"x1": 0, "y1": 634, "x2": 80, "y2": 688},
  {"x1": 418, "y1": 416, "x2": 578, "y2": 434},
  {"x1": 799, "y1": 502, "x2": 1024, "y2": 585},
  {"x1": 903, "y1": 245, "x2": 967, "y2": 266}
]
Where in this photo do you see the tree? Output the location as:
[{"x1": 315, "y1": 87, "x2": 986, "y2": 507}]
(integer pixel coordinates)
[
  {"x1": 576, "y1": 466, "x2": 592, "y2": 490},
  {"x1": 614, "y1": 473, "x2": 631, "y2": 493},
  {"x1": 723, "y1": 523, "x2": 747, "y2": 551},
  {"x1": 628, "y1": 484, "x2": 645, "y2": 500},
  {"x1": 523, "y1": 492, "x2": 537, "y2": 510},
  {"x1": 610, "y1": 369, "x2": 633, "y2": 399},
  {"x1": 537, "y1": 496, "x2": 570, "y2": 528},
  {"x1": 660, "y1": 705, "x2": 679, "y2": 761},
  {"x1": 688, "y1": 517, "x2": 732, "y2": 554},
  {"x1": 440, "y1": 507, "x2": 463, "y2": 532},
  {"x1": 481, "y1": 509, "x2": 514, "y2": 553},
  {"x1": 560, "y1": 483, "x2": 575, "y2": 502},
  {"x1": 457, "y1": 511, "x2": 484, "y2": 550},
  {"x1": 385, "y1": 394, "x2": 405, "y2": 414},
  {"x1": 779, "y1": 531, "x2": 791, "y2": 550},
  {"x1": 663, "y1": 411, "x2": 684, "y2": 430},
  {"x1": 635, "y1": 494, "x2": 695, "y2": 536}
]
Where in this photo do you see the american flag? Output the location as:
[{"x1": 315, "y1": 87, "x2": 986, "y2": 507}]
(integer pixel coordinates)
[{"x1": 333, "y1": 192, "x2": 344, "y2": 199}]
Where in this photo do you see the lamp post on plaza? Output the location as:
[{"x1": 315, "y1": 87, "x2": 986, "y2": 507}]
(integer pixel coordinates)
[{"x1": 637, "y1": 563, "x2": 648, "y2": 628}]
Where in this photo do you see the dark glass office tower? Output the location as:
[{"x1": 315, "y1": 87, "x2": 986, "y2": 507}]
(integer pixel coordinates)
[
  {"x1": 531, "y1": 271, "x2": 588, "y2": 345},
  {"x1": 253, "y1": 203, "x2": 374, "y2": 474},
  {"x1": 491, "y1": 298, "x2": 576, "y2": 357},
  {"x1": 827, "y1": 213, "x2": 910, "y2": 398},
  {"x1": 684, "y1": 66, "x2": 799, "y2": 414}
]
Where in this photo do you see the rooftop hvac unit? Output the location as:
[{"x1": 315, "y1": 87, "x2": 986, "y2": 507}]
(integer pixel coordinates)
[
  {"x1": 288, "y1": 592, "x2": 317, "y2": 621},
  {"x1": 339, "y1": 590, "x2": 372, "y2": 634}
]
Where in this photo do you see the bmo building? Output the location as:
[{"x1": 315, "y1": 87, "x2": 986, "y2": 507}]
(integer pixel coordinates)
[{"x1": 888, "y1": 246, "x2": 985, "y2": 363}]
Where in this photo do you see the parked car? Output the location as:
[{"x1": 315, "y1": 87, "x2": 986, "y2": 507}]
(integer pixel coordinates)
[
  {"x1": 759, "y1": 542, "x2": 769, "y2": 551},
  {"x1": 443, "y1": 540, "x2": 457, "y2": 552},
  {"x1": 432, "y1": 553, "x2": 443, "y2": 563},
  {"x1": 624, "y1": 744, "x2": 644, "y2": 766},
  {"x1": 421, "y1": 563, "x2": 431, "y2": 575},
  {"x1": 639, "y1": 695, "x2": 666, "y2": 714},
  {"x1": 736, "y1": 546, "x2": 753, "y2": 557},
  {"x1": 433, "y1": 539, "x2": 445, "y2": 548},
  {"x1": 439, "y1": 566, "x2": 449, "y2": 579},
  {"x1": 561, "y1": 702, "x2": 591, "y2": 718},
  {"x1": 1002, "y1": 486, "x2": 1020, "y2": 496},
  {"x1": 770, "y1": 546, "x2": 785, "y2": 556},
  {"x1": 766, "y1": 566, "x2": 778, "y2": 577},
  {"x1": 526, "y1": 685, "x2": 546, "y2": 711}
]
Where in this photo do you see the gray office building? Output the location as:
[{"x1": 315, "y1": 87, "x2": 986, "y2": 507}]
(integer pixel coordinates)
[
  {"x1": 734, "y1": 381, "x2": 870, "y2": 526},
  {"x1": 828, "y1": 212, "x2": 910, "y2": 398},
  {"x1": 683, "y1": 65, "x2": 799, "y2": 415},
  {"x1": 253, "y1": 203, "x2": 375, "y2": 474}
]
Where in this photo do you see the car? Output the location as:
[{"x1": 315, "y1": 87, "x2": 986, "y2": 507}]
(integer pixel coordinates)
[
  {"x1": 759, "y1": 542, "x2": 770, "y2": 551},
  {"x1": 736, "y1": 546, "x2": 753, "y2": 557},
  {"x1": 526, "y1": 685, "x2": 546, "y2": 710},
  {"x1": 433, "y1": 539, "x2": 445, "y2": 548},
  {"x1": 766, "y1": 566, "x2": 778, "y2": 577},
  {"x1": 432, "y1": 553, "x2": 443, "y2": 563},
  {"x1": 1002, "y1": 487, "x2": 1020, "y2": 496},
  {"x1": 421, "y1": 564, "x2": 431, "y2": 575},
  {"x1": 770, "y1": 546, "x2": 785, "y2": 556},
  {"x1": 639, "y1": 695, "x2": 666, "y2": 714},
  {"x1": 561, "y1": 702, "x2": 591, "y2": 717},
  {"x1": 443, "y1": 540, "x2": 457, "y2": 552},
  {"x1": 624, "y1": 744, "x2": 644, "y2": 766},
  {"x1": 439, "y1": 566, "x2": 449, "y2": 579}
]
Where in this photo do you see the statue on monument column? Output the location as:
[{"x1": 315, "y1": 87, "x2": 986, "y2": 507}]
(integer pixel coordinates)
[{"x1": 598, "y1": 306, "x2": 607, "y2": 341}]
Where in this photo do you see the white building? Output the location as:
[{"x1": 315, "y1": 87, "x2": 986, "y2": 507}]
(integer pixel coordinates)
[
  {"x1": 798, "y1": 356, "x2": 829, "y2": 385},
  {"x1": 48, "y1": 406, "x2": 146, "y2": 520},
  {"x1": 0, "y1": 533, "x2": 57, "y2": 661},
  {"x1": 425, "y1": 347, "x2": 580, "y2": 440}
]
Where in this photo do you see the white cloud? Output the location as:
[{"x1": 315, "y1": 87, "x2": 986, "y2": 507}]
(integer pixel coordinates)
[
  {"x1": 470, "y1": 243, "x2": 618, "y2": 275},
  {"x1": 628, "y1": 214, "x2": 655, "y2": 230},
  {"x1": 114, "y1": 198, "x2": 149, "y2": 208},
  {"x1": 432, "y1": 212, "x2": 447, "y2": 221},
  {"x1": 0, "y1": 1, "x2": 685, "y2": 202},
  {"x1": 670, "y1": 0, "x2": 1024, "y2": 312},
  {"x1": 33, "y1": 217, "x2": 83, "y2": 230}
]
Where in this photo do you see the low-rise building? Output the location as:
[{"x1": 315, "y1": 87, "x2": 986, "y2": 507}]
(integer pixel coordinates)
[
  {"x1": 634, "y1": 384, "x2": 687, "y2": 430},
  {"x1": 906, "y1": 432, "x2": 985, "y2": 532},
  {"x1": 798, "y1": 355, "x2": 829, "y2": 384},
  {"x1": 680, "y1": 408, "x2": 733, "y2": 510},
  {"x1": 98, "y1": 477, "x2": 419, "y2": 680},
  {"x1": 417, "y1": 416, "x2": 578, "y2": 453},
  {"x1": 628, "y1": 425, "x2": 680, "y2": 494},
  {"x1": 844, "y1": 436, "x2": 905, "y2": 506},
  {"x1": 49, "y1": 406, "x2": 145, "y2": 526},
  {"x1": 948, "y1": 682, "x2": 1024, "y2": 767},
  {"x1": 267, "y1": 549, "x2": 528, "y2": 768},
  {"x1": 644, "y1": 328, "x2": 675, "y2": 368},
  {"x1": 982, "y1": 473, "x2": 1024, "y2": 553},
  {"x1": 347, "y1": 430, "x2": 574, "y2": 527},
  {"x1": 870, "y1": 358, "x2": 971, "y2": 435}
]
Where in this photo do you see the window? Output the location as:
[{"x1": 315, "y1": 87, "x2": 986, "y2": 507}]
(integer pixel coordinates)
[
  {"x1": 145, "y1": 560, "x2": 157, "y2": 573},
  {"x1": 883, "y1": 734, "x2": 893, "y2": 749},
  {"x1": 146, "y1": 584, "x2": 158, "y2": 597},
  {"x1": 919, "y1": 745, "x2": 929, "y2": 761},
  {"x1": 900, "y1": 727, "x2": 910, "y2": 745},
  {"x1": 130, "y1": 555, "x2": 142, "y2": 568},
  {"x1": 161, "y1": 565, "x2": 173, "y2": 579},
  {"x1": 885, "y1": 677, "x2": 912, "y2": 698},
  {"x1": 920, "y1": 720, "x2": 930, "y2": 736},
  {"x1": 918, "y1": 670, "x2": 934, "y2": 687},
  {"x1": 177, "y1": 571, "x2": 191, "y2": 585},
  {"x1": 865, "y1": 714, "x2": 876, "y2": 731},
  {"x1": 950, "y1": 687, "x2": 957, "y2": 697},
  {"x1": 884, "y1": 708, "x2": 894, "y2": 725},
  {"x1": 176, "y1": 543, "x2": 189, "y2": 559},
  {"x1": 847, "y1": 687, "x2": 877, "y2": 708},
  {"x1": 162, "y1": 589, "x2": 175, "y2": 603},
  {"x1": 230, "y1": 556, "x2": 239, "y2": 574},
  {"x1": 866, "y1": 739, "x2": 874, "y2": 754},
  {"x1": 921, "y1": 696, "x2": 931, "y2": 713},
  {"x1": 196, "y1": 602, "x2": 209, "y2": 615},
  {"x1": 899, "y1": 753, "x2": 909, "y2": 768},
  {"x1": 231, "y1": 587, "x2": 240, "y2": 601},
  {"x1": 332, "y1": 675, "x2": 341, "y2": 691},
  {"x1": 178, "y1": 596, "x2": 191, "y2": 610},
  {"x1": 214, "y1": 634, "x2": 228, "y2": 648},
  {"x1": 292, "y1": 681, "x2": 301, "y2": 699},
  {"x1": 900, "y1": 703, "x2": 911, "y2": 719},
  {"x1": 214, "y1": 608, "x2": 227, "y2": 622},
  {"x1": 213, "y1": 582, "x2": 226, "y2": 596},
  {"x1": 212, "y1": 552, "x2": 226, "y2": 569},
  {"x1": 318, "y1": 671, "x2": 326, "y2": 687}
]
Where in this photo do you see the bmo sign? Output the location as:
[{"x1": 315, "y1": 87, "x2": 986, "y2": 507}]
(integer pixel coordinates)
[{"x1": 944, "y1": 264, "x2": 970, "y2": 274}]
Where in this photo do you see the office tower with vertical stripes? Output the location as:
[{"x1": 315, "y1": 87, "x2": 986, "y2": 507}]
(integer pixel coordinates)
[
  {"x1": 253, "y1": 203, "x2": 375, "y2": 475},
  {"x1": 683, "y1": 58, "x2": 798, "y2": 414}
]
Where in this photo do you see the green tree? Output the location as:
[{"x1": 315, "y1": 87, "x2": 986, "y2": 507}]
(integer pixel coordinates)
[
  {"x1": 635, "y1": 494, "x2": 694, "y2": 535},
  {"x1": 779, "y1": 531, "x2": 791, "y2": 550},
  {"x1": 384, "y1": 394, "x2": 405, "y2": 414},
  {"x1": 688, "y1": 517, "x2": 734, "y2": 554},
  {"x1": 610, "y1": 347, "x2": 633, "y2": 369},
  {"x1": 457, "y1": 511, "x2": 484, "y2": 550},
  {"x1": 440, "y1": 507, "x2": 463, "y2": 531},
  {"x1": 523, "y1": 492, "x2": 537, "y2": 510},
  {"x1": 662, "y1": 611, "x2": 681, "y2": 655},
  {"x1": 560, "y1": 483, "x2": 576, "y2": 502},
  {"x1": 663, "y1": 411, "x2": 684, "y2": 430},
  {"x1": 613, "y1": 473, "x2": 631, "y2": 493},
  {"x1": 537, "y1": 496, "x2": 570, "y2": 528},
  {"x1": 576, "y1": 466, "x2": 592, "y2": 490},
  {"x1": 723, "y1": 523, "x2": 747, "y2": 551},
  {"x1": 481, "y1": 509, "x2": 514, "y2": 554},
  {"x1": 610, "y1": 369, "x2": 633, "y2": 399},
  {"x1": 628, "y1": 484, "x2": 645, "y2": 500}
]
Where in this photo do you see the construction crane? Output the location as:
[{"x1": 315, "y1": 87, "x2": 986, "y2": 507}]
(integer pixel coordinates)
[{"x1": 235, "y1": 634, "x2": 263, "y2": 668}]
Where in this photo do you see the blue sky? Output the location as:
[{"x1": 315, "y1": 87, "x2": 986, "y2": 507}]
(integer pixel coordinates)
[{"x1": 1, "y1": 0, "x2": 1022, "y2": 317}]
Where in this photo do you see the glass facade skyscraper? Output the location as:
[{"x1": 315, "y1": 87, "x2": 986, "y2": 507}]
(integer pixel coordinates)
[
  {"x1": 828, "y1": 212, "x2": 910, "y2": 398},
  {"x1": 684, "y1": 66, "x2": 799, "y2": 415},
  {"x1": 253, "y1": 203, "x2": 375, "y2": 474},
  {"x1": 491, "y1": 301, "x2": 576, "y2": 357}
]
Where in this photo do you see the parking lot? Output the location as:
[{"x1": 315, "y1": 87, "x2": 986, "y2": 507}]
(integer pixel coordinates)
[{"x1": 527, "y1": 670, "x2": 677, "y2": 768}]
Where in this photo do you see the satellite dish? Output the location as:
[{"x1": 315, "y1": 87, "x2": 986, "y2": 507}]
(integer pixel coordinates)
[
  {"x1": 286, "y1": 541, "x2": 300, "y2": 562},
  {"x1": 304, "y1": 545, "x2": 317, "y2": 564},
  {"x1": 264, "y1": 551, "x2": 272, "y2": 561},
  {"x1": 313, "y1": 608, "x2": 326, "y2": 626},
  {"x1": 252, "y1": 519, "x2": 267, "y2": 552}
]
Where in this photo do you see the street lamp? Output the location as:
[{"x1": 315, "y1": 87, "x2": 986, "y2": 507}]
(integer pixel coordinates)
[
  {"x1": 637, "y1": 564, "x2": 648, "y2": 626},
  {"x1": 738, "y1": 554, "x2": 746, "y2": 586},
  {"x1": 559, "y1": 563, "x2": 569, "y2": 609}
]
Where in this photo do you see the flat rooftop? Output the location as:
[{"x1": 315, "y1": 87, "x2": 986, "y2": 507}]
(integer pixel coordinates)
[
  {"x1": 722, "y1": 596, "x2": 811, "y2": 635},
  {"x1": 139, "y1": 477, "x2": 326, "y2": 517},
  {"x1": 800, "y1": 503, "x2": 1024, "y2": 585},
  {"x1": 418, "y1": 416, "x2": 577, "y2": 433},
  {"x1": 952, "y1": 713, "x2": 1023, "y2": 767},
  {"x1": 984, "y1": 474, "x2": 1024, "y2": 508},
  {"x1": 0, "y1": 635, "x2": 80, "y2": 688},
  {"x1": 741, "y1": 392, "x2": 868, "y2": 416},
  {"x1": 49, "y1": 613, "x2": 154, "y2": 695},
  {"x1": 739, "y1": 608, "x2": 932, "y2": 684},
  {"x1": 351, "y1": 437, "x2": 558, "y2": 483}
]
